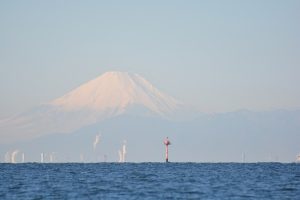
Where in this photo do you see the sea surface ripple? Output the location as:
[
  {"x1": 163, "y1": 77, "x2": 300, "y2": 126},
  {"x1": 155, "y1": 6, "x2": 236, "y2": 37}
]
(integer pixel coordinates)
[{"x1": 0, "y1": 163, "x2": 299, "y2": 199}]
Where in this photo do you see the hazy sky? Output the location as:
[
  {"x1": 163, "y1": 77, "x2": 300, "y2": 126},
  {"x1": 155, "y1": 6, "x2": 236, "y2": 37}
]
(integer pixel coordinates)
[{"x1": 1, "y1": 0, "x2": 300, "y2": 118}]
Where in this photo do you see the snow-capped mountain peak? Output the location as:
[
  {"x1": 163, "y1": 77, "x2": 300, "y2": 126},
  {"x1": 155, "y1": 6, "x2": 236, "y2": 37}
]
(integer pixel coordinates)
[
  {"x1": 0, "y1": 71, "x2": 184, "y2": 143},
  {"x1": 51, "y1": 71, "x2": 181, "y2": 116}
]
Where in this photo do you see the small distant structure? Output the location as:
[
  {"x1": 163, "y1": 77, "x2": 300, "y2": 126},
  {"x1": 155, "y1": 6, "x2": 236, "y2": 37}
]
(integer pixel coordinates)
[
  {"x1": 242, "y1": 152, "x2": 246, "y2": 163},
  {"x1": 40, "y1": 153, "x2": 44, "y2": 163},
  {"x1": 164, "y1": 137, "x2": 171, "y2": 162},
  {"x1": 49, "y1": 153, "x2": 54, "y2": 163},
  {"x1": 11, "y1": 150, "x2": 19, "y2": 164},
  {"x1": 296, "y1": 154, "x2": 300, "y2": 163},
  {"x1": 22, "y1": 153, "x2": 25, "y2": 163},
  {"x1": 80, "y1": 153, "x2": 84, "y2": 163},
  {"x1": 5, "y1": 151, "x2": 11, "y2": 163},
  {"x1": 118, "y1": 140, "x2": 127, "y2": 163}
]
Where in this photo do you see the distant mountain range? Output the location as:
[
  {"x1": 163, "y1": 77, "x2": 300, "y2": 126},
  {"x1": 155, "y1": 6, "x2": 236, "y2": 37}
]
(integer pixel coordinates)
[
  {"x1": 0, "y1": 71, "x2": 186, "y2": 144},
  {"x1": 0, "y1": 71, "x2": 299, "y2": 163}
]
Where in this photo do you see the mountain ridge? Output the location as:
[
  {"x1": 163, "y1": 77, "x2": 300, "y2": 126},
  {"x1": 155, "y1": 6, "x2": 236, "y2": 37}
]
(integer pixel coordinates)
[
  {"x1": 0, "y1": 71, "x2": 185, "y2": 143},
  {"x1": 51, "y1": 71, "x2": 182, "y2": 115}
]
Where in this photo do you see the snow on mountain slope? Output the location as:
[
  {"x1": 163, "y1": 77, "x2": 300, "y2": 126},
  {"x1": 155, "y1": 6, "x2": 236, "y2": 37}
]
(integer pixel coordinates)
[
  {"x1": 51, "y1": 71, "x2": 181, "y2": 116},
  {"x1": 0, "y1": 71, "x2": 183, "y2": 143}
]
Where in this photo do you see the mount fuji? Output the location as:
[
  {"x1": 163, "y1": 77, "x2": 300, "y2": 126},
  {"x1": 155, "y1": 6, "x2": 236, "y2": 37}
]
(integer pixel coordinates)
[
  {"x1": 1, "y1": 71, "x2": 300, "y2": 162},
  {"x1": 0, "y1": 71, "x2": 186, "y2": 144},
  {"x1": 51, "y1": 71, "x2": 181, "y2": 115}
]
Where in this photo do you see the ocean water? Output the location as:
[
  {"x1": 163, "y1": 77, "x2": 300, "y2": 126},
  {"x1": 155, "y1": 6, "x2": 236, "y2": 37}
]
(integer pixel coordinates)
[{"x1": 0, "y1": 163, "x2": 299, "y2": 199}]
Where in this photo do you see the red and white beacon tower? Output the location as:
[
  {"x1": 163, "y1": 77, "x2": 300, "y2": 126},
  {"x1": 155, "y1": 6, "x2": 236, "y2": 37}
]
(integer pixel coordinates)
[{"x1": 164, "y1": 137, "x2": 171, "y2": 162}]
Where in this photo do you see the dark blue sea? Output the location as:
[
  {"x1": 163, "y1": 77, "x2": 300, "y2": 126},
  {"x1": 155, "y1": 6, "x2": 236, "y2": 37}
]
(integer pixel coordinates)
[{"x1": 0, "y1": 163, "x2": 299, "y2": 199}]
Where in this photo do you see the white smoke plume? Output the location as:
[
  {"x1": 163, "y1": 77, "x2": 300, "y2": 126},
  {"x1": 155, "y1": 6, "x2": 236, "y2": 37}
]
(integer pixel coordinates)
[
  {"x1": 93, "y1": 133, "x2": 101, "y2": 151},
  {"x1": 118, "y1": 140, "x2": 127, "y2": 163},
  {"x1": 41, "y1": 153, "x2": 44, "y2": 163},
  {"x1": 122, "y1": 140, "x2": 126, "y2": 162},
  {"x1": 11, "y1": 150, "x2": 19, "y2": 163},
  {"x1": 118, "y1": 150, "x2": 123, "y2": 162}
]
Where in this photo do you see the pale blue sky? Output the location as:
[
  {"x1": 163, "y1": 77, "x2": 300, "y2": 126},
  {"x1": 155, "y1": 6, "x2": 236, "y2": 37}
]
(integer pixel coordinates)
[{"x1": 0, "y1": 0, "x2": 300, "y2": 118}]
